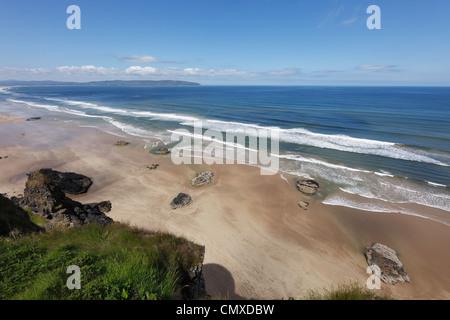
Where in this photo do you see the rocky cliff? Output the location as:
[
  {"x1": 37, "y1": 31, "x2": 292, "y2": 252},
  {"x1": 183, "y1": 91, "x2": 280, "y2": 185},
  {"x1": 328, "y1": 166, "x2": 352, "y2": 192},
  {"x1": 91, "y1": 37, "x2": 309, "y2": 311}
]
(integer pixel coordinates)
[
  {"x1": 11, "y1": 169, "x2": 113, "y2": 230},
  {"x1": 0, "y1": 194, "x2": 42, "y2": 236}
]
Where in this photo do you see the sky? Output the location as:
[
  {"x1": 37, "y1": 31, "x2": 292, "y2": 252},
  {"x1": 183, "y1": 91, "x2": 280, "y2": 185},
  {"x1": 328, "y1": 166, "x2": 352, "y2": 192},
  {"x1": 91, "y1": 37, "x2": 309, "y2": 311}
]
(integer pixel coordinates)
[{"x1": 0, "y1": 0, "x2": 449, "y2": 85}]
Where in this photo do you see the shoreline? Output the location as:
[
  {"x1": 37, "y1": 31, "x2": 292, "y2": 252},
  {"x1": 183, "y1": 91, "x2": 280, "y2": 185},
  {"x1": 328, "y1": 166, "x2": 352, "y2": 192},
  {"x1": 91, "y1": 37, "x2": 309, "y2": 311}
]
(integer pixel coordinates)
[{"x1": 1, "y1": 108, "x2": 449, "y2": 299}]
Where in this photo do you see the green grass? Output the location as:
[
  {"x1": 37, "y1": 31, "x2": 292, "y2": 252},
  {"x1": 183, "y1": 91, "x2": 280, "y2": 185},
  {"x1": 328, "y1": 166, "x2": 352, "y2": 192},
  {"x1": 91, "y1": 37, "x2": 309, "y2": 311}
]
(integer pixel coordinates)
[
  {"x1": 24, "y1": 207, "x2": 48, "y2": 227},
  {"x1": 0, "y1": 223, "x2": 203, "y2": 300},
  {"x1": 303, "y1": 282, "x2": 392, "y2": 300}
]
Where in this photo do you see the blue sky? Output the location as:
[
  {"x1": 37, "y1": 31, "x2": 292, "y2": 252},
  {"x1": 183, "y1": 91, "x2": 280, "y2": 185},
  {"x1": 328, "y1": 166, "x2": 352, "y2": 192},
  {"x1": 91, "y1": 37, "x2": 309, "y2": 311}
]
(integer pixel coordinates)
[{"x1": 1, "y1": 0, "x2": 449, "y2": 85}]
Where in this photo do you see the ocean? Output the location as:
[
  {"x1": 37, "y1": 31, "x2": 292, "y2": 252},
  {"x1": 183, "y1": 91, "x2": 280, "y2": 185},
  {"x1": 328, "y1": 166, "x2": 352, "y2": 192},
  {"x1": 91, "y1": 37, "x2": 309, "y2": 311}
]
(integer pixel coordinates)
[{"x1": 1, "y1": 85, "x2": 449, "y2": 224}]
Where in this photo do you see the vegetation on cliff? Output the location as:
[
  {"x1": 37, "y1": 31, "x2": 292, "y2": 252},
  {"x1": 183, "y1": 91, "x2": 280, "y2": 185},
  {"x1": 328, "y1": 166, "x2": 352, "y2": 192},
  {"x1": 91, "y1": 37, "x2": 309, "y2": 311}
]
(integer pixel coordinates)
[
  {"x1": 0, "y1": 222, "x2": 204, "y2": 300},
  {"x1": 303, "y1": 282, "x2": 392, "y2": 300}
]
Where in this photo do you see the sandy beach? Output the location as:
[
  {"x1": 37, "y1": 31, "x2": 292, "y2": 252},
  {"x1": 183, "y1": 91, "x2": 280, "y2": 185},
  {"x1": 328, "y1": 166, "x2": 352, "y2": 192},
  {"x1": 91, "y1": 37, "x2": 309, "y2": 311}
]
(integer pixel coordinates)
[
  {"x1": 0, "y1": 113, "x2": 25, "y2": 125},
  {"x1": 1, "y1": 112, "x2": 449, "y2": 300}
]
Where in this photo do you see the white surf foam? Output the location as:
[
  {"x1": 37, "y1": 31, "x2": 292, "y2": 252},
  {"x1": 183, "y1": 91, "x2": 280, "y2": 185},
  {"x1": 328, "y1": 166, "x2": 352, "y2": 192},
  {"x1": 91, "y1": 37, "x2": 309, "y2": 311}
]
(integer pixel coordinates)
[
  {"x1": 338, "y1": 180, "x2": 450, "y2": 212},
  {"x1": 60, "y1": 109, "x2": 110, "y2": 119},
  {"x1": 48, "y1": 98, "x2": 200, "y2": 122},
  {"x1": 180, "y1": 119, "x2": 450, "y2": 167},
  {"x1": 323, "y1": 194, "x2": 450, "y2": 226},
  {"x1": 46, "y1": 98, "x2": 99, "y2": 108},
  {"x1": 427, "y1": 181, "x2": 447, "y2": 188},
  {"x1": 46, "y1": 98, "x2": 130, "y2": 114},
  {"x1": 106, "y1": 119, "x2": 155, "y2": 139},
  {"x1": 323, "y1": 195, "x2": 399, "y2": 213},
  {"x1": 8, "y1": 99, "x2": 111, "y2": 120},
  {"x1": 276, "y1": 152, "x2": 450, "y2": 212},
  {"x1": 7, "y1": 99, "x2": 62, "y2": 113},
  {"x1": 132, "y1": 111, "x2": 199, "y2": 122},
  {"x1": 0, "y1": 87, "x2": 11, "y2": 94},
  {"x1": 374, "y1": 170, "x2": 395, "y2": 178},
  {"x1": 167, "y1": 129, "x2": 259, "y2": 154},
  {"x1": 276, "y1": 154, "x2": 373, "y2": 174},
  {"x1": 26, "y1": 99, "x2": 450, "y2": 167}
]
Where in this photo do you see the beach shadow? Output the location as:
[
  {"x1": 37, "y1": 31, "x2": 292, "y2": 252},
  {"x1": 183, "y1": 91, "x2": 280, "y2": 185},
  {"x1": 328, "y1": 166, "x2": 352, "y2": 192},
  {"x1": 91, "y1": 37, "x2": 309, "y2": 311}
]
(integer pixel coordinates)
[{"x1": 202, "y1": 263, "x2": 245, "y2": 300}]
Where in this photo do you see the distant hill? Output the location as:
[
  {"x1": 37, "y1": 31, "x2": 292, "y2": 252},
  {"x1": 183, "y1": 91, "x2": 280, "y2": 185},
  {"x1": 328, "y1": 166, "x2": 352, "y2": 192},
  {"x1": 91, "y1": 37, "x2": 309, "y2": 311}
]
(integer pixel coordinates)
[{"x1": 0, "y1": 80, "x2": 201, "y2": 86}]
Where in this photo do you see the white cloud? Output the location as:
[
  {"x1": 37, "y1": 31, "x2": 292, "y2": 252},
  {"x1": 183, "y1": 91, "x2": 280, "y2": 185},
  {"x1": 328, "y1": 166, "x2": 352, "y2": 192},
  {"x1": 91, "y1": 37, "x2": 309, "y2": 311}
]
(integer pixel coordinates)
[
  {"x1": 124, "y1": 66, "x2": 253, "y2": 77},
  {"x1": 117, "y1": 55, "x2": 184, "y2": 64},
  {"x1": 341, "y1": 17, "x2": 357, "y2": 26},
  {"x1": 0, "y1": 65, "x2": 122, "y2": 81},
  {"x1": 183, "y1": 67, "x2": 204, "y2": 75},
  {"x1": 125, "y1": 66, "x2": 158, "y2": 75},
  {"x1": 56, "y1": 65, "x2": 117, "y2": 75},
  {"x1": 0, "y1": 65, "x2": 300, "y2": 82},
  {"x1": 313, "y1": 69, "x2": 340, "y2": 73},
  {"x1": 356, "y1": 65, "x2": 399, "y2": 72},
  {"x1": 317, "y1": 6, "x2": 343, "y2": 28},
  {"x1": 117, "y1": 55, "x2": 161, "y2": 63},
  {"x1": 209, "y1": 69, "x2": 252, "y2": 76},
  {"x1": 267, "y1": 67, "x2": 300, "y2": 76}
]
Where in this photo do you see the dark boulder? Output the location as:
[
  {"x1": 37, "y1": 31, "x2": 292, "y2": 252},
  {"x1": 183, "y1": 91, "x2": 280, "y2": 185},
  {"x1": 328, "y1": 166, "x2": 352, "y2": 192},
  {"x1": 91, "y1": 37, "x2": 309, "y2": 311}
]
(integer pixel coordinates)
[
  {"x1": 296, "y1": 179, "x2": 320, "y2": 195},
  {"x1": 38, "y1": 168, "x2": 93, "y2": 195},
  {"x1": 26, "y1": 117, "x2": 41, "y2": 121},
  {"x1": 147, "y1": 164, "x2": 159, "y2": 170},
  {"x1": 155, "y1": 148, "x2": 170, "y2": 155},
  {"x1": 92, "y1": 201, "x2": 112, "y2": 214},
  {"x1": 115, "y1": 141, "x2": 130, "y2": 146},
  {"x1": 170, "y1": 193, "x2": 193, "y2": 209}
]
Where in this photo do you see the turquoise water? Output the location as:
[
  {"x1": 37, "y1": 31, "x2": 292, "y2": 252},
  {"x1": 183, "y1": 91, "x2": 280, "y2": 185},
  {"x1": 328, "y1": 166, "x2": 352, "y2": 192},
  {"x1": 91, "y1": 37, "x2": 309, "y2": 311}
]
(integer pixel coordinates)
[{"x1": 1, "y1": 85, "x2": 449, "y2": 223}]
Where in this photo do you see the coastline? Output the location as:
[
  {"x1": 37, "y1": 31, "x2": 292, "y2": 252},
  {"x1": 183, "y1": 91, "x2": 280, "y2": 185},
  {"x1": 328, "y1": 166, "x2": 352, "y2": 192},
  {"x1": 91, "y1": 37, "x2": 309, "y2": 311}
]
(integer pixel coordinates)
[{"x1": 1, "y1": 108, "x2": 449, "y2": 300}]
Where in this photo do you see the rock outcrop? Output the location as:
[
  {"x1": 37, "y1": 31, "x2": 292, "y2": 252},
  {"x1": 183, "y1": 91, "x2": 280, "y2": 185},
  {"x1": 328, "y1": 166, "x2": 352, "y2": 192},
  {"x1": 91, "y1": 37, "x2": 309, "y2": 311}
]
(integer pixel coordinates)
[
  {"x1": 0, "y1": 194, "x2": 42, "y2": 237},
  {"x1": 364, "y1": 243, "x2": 410, "y2": 285},
  {"x1": 37, "y1": 168, "x2": 93, "y2": 195},
  {"x1": 170, "y1": 193, "x2": 193, "y2": 209},
  {"x1": 191, "y1": 171, "x2": 214, "y2": 187},
  {"x1": 298, "y1": 200, "x2": 309, "y2": 211},
  {"x1": 155, "y1": 148, "x2": 170, "y2": 155},
  {"x1": 296, "y1": 179, "x2": 320, "y2": 195},
  {"x1": 13, "y1": 170, "x2": 113, "y2": 230},
  {"x1": 26, "y1": 117, "x2": 41, "y2": 121},
  {"x1": 147, "y1": 164, "x2": 159, "y2": 170},
  {"x1": 115, "y1": 141, "x2": 130, "y2": 146},
  {"x1": 180, "y1": 245, "x2": 207, "y2": 300},
  {"x1": 155, "y1": 148, "x2": 170, "y2": 154}
]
